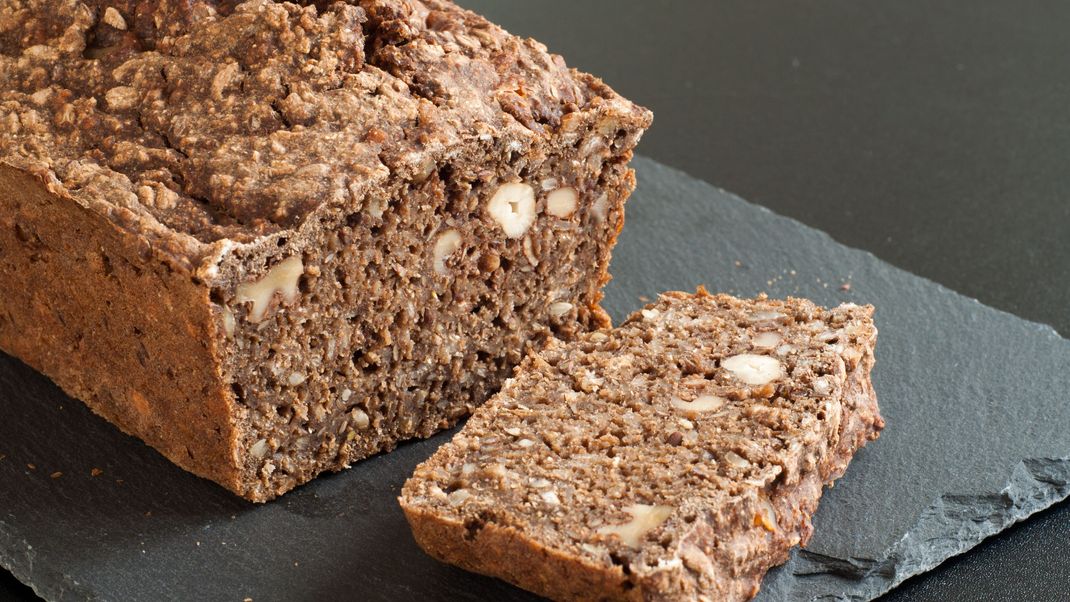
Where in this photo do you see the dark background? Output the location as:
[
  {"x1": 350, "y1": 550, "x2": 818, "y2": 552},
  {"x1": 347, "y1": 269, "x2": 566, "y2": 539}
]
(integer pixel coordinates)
[{"x1": 3, "y1": 1, "x2": 1068, "y2": 600}]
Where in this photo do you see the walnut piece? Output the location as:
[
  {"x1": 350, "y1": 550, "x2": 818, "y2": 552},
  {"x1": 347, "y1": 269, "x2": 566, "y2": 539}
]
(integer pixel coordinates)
[
  {"x1": 235, "y1": 255, "x2": 304, "y2": 323},
  {"x1": 751, "y1": 331, "x2": 781, "y2": 349},
  {"x1": 432, "y1": 228, "x2": 462, "y2": 275},
  {"x1": 548, "y1": 301, "x2": 573, "y2": 317},
  {"x1": 597, "y1": 504, "x2": 673, "y2": 548},
  {"x1": 487, "y1": 182, "x2": 536, "y2": 238},
  {"x1": 546, "y1": 187, "x2": 578, "y2": 218},
  {"x1": 351, "y1": 409, "x2": 370, "y2": 430},
  {"x1": 722, "y1": 354, "x2": 783, "y2": 385},
  {"x1": 102, "y1": 7, "x2": 127, "y2": 30},
  {"x1": 670, "y1": 394, "x2": 726, "y2": 417},
  {"x1": 249, "y1": 439, "x2": 270, "y2": 459}
]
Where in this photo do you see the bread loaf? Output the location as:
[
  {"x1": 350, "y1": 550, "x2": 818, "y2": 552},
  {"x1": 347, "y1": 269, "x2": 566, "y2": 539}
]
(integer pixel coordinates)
[
  {"x1": 401, "y1": 291, "x2": 883, "y2": 600},
  {"x1": 0, "y1": 0, "x2": 651, "y2": 501}
]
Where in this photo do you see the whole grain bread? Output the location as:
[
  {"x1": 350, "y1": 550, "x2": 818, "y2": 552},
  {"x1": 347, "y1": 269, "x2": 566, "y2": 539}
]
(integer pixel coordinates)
[
  {"x1": 400, "y1": 290, "x2": 883, "y2": 601},
  {"x1": 0, "y1": 0, "x2": 651, "y2": 500}
]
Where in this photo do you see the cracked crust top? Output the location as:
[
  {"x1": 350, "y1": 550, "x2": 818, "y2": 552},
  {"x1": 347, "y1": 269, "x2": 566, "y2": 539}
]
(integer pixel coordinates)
[{"x1": 0, "y1": 0, "x2": 650, "y2": 264}]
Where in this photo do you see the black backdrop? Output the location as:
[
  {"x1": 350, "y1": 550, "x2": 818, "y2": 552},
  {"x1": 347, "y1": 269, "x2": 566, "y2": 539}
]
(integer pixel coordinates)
[{"x1": 3, "y1": 1, "x2": 1068, "y2": 600}]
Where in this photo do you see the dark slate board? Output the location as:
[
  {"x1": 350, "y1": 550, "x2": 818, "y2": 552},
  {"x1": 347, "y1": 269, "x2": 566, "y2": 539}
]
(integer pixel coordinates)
[{"x1": 1, "y1": 157, "x2": 1068, "y2": 602}]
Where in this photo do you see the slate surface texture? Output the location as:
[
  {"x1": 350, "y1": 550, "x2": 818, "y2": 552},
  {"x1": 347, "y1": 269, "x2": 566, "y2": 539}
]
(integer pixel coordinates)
[{"x1": 1, "y1": 157, "x2": 1067, "y2": 601}]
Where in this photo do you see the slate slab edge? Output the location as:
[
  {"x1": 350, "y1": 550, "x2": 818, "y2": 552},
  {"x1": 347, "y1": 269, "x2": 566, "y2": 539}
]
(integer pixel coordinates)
[
  {"x1": 0, "y1": 522, "x2": 87, "y2": 602},
  {"x1": 783, "y1": 456, "x2": 1070, "y2": 601}
]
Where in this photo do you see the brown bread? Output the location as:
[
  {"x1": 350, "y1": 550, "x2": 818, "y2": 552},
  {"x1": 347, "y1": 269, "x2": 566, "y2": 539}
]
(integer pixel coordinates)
[
  {"x1": 0, "y1": 0, "x2": 651, "y2": 500},
  {"x1": 401, "y1": 291, "x2": 883, "y2": 601}
]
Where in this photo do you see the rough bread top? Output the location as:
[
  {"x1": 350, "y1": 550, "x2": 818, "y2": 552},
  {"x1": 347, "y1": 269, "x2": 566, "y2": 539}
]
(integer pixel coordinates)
[
  {"x1": 402, "y1": 291, "x2": 878, "y2": 587},
  {"x1": 0, "y1": 0, "x2": 648, "y2": 256}
]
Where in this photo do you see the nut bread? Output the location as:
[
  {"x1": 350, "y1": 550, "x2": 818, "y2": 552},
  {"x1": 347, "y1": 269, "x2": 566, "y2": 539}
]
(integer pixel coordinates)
[
  {"x1": 0, "y1": 0, "x2": 651, "y2": 501},
  {"x1": 400, "y1": 290, "x2": 883, "y2": 601}
]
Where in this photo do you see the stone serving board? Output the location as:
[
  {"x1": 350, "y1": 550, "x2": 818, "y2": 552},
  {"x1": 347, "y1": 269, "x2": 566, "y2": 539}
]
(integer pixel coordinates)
[{"x1": 1, "y1": 157, "x2": 1067, "y2": 601}]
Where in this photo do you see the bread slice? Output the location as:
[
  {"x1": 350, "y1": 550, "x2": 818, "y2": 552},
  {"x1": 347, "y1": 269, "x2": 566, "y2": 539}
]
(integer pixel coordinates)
[
  {"x1": 0, "y1": 0, "x2": 650, "y2": 501},
  {"x1": 400, "y1": 290, "x2": 883, "y2": 601}
]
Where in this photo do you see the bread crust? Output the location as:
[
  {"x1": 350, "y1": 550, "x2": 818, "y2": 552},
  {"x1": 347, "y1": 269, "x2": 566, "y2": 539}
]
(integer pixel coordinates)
[
  {"x1": 404, "y1": 504, "x2": 641, "y2": 601},
  {"x1": 0, "y1": 163, "x2": 244, "y2": 493}
]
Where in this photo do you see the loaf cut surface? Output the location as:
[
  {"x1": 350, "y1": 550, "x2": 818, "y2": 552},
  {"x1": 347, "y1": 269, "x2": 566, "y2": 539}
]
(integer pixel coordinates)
[
  {"x1": 0, "y1": 0, "x2": 651, "y2": 500},
  {"x1": 401, "y1": 291, "x2": 883, "y2": 601}
]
